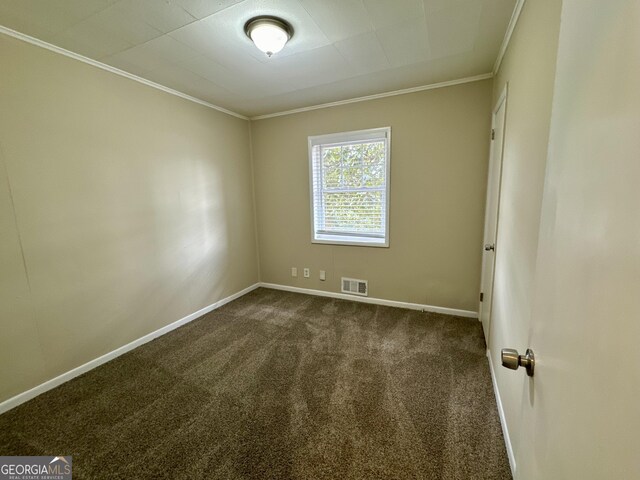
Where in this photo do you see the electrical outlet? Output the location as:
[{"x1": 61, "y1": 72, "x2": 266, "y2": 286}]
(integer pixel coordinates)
[
  {"x1": 319, "y1": 270, "x2": 326, "y2": 281},
  {"x1": 303, "y1": 268, "x2": 310, "y2": 278},
  {"x1": 291, "y1": 267, "x2": 297, "y2": 277}
]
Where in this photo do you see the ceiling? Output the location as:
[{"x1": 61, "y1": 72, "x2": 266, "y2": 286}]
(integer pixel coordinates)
[{"x1": 0, "y1": 0, "x2": 516, "y2": 117}]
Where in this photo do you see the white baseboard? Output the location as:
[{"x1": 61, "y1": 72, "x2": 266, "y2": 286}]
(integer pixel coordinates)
[
  {"x1": 487, "y1": 349, "x2": 516, "y2": 476},
  {"x1": 259, "y1": 282, "x2": 478, "y2": 318},
  {"x1": 0, "y1": 282, "x2": 476, "y2": 415},
  {"x1": 0, "y1": 283, "x2": 260, "y2": 415}
]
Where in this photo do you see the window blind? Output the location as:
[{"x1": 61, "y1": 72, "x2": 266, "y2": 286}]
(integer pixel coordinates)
[{"x1": 309, "y1": 127, "x2": 390, "y2": 246}]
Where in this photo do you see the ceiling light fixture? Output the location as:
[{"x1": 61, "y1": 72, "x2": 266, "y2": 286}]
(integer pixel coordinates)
[{"x1": 244, "y1": 16, "x2": 293, "y2": 57}]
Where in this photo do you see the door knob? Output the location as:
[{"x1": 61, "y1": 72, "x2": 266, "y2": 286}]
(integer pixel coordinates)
[
  {"x1": 501, "y1": 348, "x2": 535, "y2": 377},
  {"x1": 484, "y1": 244, "x2": 495, "y2": 251}
]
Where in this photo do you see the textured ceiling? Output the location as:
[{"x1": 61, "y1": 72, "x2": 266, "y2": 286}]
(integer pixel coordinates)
[{"x1": 0, "y1": 0, "x2": 516, "y2": 117}]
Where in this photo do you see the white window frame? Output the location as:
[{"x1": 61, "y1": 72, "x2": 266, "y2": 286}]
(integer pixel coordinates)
[{"x1": 308, "y1": 127, "x2": 391, "y2": 247}]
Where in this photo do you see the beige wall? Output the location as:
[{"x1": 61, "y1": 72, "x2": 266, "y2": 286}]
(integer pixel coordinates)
[
  {"x1": 487, "y1": 0, "x2": 562, "y2": 473},
  {"x1": 251, "y1": 80, "x2": 492, "y2": 312},
  {"x1": 0, "y1": 35, "x2": 259, "y2": 403}
]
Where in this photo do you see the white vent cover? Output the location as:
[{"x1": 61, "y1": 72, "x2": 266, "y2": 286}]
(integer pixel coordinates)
[{"x1": 341, "y1": 277, "x2": 368, "y2": 296}]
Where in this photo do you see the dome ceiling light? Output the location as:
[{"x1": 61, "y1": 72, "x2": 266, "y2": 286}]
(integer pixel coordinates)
[{"x1": 244, "y1": 16, "x2": 293, "y2": 57}]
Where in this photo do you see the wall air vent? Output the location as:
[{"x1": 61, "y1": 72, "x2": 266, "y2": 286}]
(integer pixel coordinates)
[{"x1": 341, "y1": 277, "x2": 368, "y2": 296}]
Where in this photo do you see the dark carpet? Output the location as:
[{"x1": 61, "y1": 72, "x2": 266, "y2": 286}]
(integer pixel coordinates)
[{"x1": 0, "y1": 288, "x2": 511, "y2": 479}]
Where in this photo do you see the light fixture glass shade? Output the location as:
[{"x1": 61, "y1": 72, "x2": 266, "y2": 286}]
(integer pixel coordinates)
[{"x1": 245, "y1": 17, "x2": 292, "y2": 57}]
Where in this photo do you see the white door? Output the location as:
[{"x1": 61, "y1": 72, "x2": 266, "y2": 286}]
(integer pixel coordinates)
[
  {"x1": 512, "y1": 1, "x2": 640, "y2": 477},
  {"x1": 479, "y1": 87, "x2": 507, "y2": 345}
]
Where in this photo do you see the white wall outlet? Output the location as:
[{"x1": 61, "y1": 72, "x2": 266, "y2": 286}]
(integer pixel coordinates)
[
  {"x1": 291, "y1": 267, "x2": 297, "y2": 277},
  {"x1": 319, "y1": 270, "x2": 326, "y2": 281},
  {"x1": 303, "y1": 268, "x2": 310, "y2": 278}
]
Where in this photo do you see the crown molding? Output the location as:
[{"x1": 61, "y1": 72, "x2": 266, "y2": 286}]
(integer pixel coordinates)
[
  {"x1": 0, "y1": 25, "x2": 249, "y2": 120},
  {"x1": 250, "y1": 72, "x2": 494, "y2": 120},
  {"x1": 493, "y1": 0, "x2": 526, "y2": 75},
  {"x1": 2, "y1": 13, "x2": 511, "y2": 123}
]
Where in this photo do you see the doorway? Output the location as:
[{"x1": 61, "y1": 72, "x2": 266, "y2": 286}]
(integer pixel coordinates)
[{"x1": 479, "y1": 85, "x2": 507, "y2": 345}]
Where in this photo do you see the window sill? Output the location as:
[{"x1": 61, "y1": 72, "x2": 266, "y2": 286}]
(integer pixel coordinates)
[{"x1": 312, "y1": 234, "x2": 388, "y2": 248}]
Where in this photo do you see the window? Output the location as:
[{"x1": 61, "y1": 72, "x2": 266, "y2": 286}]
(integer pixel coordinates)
[{"x1": 309, "y1": 127, "x2": 390, "y2": 247}]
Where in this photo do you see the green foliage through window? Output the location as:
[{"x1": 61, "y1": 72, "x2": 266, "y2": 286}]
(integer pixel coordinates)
[
  {"x1": 317, "y1": 141, "x2": 386, "y2": 235},
  {"x1": 310, "y1": 128, "x2": 390, "y2": 245}
]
